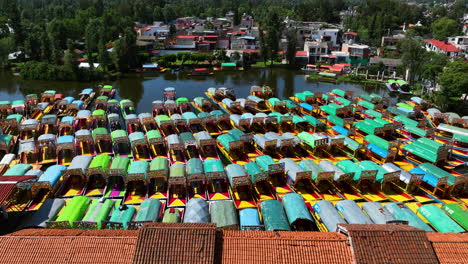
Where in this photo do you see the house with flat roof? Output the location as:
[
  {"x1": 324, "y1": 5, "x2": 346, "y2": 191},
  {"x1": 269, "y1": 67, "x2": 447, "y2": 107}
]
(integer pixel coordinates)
[
  {"x1": 447, "y1": 36, "x2": 468, "y2": 55},
  {"x1": 342, "y1": 43, "x2": 371, "y2": 65},
  {"x1": 304, "y1": 40, "x2": 331, "y2": 63}
]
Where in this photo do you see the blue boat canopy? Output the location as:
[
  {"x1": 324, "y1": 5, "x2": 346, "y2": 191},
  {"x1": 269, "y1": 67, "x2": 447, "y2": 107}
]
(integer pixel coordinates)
[
  {"x1": 57, "y1": 135, "x2": 74, "y2": 144},
  {"x1": 61, "y1": 116, "x2": 74, "y2": 125},
  {"x1": 39, "y1": 165, "x2": 67, "y2": 187}
]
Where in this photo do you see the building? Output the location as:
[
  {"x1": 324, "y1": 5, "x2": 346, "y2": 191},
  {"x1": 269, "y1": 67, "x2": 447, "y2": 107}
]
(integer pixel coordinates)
[
  {"x1": 304, "y1": 40, "x2": 331, "y2": 63},
  {"x1": 1, "y1": 224, "x2": 467, "y2": 264},
  {"x1": 368, "y1": 57, "x2": 402, "y2": 72},
  {"x1": 230, "y1": 36, "x2": 257, "y2": 50},
  {"x1": 240, "y1": 14, "x2": 254, "y2": 29},
  {"x1": 295, "y1": 50, "x2": 309, "y2": 65},
  {"x1": 342, "y1": 32, "x2": 358, "y2": 44},
  {"x1": 316, "y1": 28, "x2": 340, "y2": 49},
  {"x1": 141, "y1": 22, "x2": 169, "y2": 38},
  {"x1": 170, "y1": 35, "x2": 197, "y2": 49},
  {"x1": 342, "y1": 43, "x2": 371, "y2": 65},
  {"x1": 381, "y1": 35, "x2": 405, "y2": 50},
  {"x1": 424, "y1": 39, "x2": 460, "y2": 57},
  {"x1": 448, "y1": 36, "x2": 468, "y2": 54}
]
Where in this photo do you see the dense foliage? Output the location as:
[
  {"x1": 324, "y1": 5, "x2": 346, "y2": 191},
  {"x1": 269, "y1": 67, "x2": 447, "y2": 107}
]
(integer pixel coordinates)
[{"x1": 0, "y1": 0, "x2": 466, "y2": 81}]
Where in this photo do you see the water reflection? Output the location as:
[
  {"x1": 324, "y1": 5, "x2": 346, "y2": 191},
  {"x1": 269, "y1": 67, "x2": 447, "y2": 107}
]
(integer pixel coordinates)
[{"x1": 0, "y1": 68, "x2": 400, "y2": 113}]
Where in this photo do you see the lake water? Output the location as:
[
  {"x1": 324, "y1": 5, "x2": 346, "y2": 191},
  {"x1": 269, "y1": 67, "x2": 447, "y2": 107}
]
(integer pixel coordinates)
[{"x1": 0, "y1": 68, "x2": 401, "y2": 113}]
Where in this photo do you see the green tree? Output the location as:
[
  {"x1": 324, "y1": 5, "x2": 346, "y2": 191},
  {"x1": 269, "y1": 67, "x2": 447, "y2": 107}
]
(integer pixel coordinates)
[
  {"x1": 285, "y1": 29, "x2": 297, "y2": 66},
  {"x1": 0, "y1": 16, "x2": 9, "y2": 39},
  {"x1": 153, "y1": 7, "x2": 163, "y2": 21},
  {"x1": 438, "y1": 61, "x2": 468, "y2": 100},
  {"x1": 97, "y1": 40, "x2": 111, "y2": 71},
  {"x1": 398, "y1": 38, "x2": 426, "y2": 85},
  {"x1": 85, "y1": 19, "x2": 103, "y2": 69},
  {"x1": 421, "y1": 52, "x2": 448, "y2": 87},
  {"x1": 260, "y1": 8, "x2": 284, "y2": 66},
  {"x1": 63, "y1": 39, "x2": 78, "y2": 79},
  {"x1": 0, "y1": 36, "x2": 13, "y2": 67},
  {"x1": 231, "y1": 51, "x2": 241, "y2": 62},
  {"x1": 431, "y1": 17, "x2": 460, "y2": 41},
  {"x1": 93, "y1": 0, "x2": 104, "y2": 17},
  {"x1": 7, "y1": 0, "x2": 25, "y2": 50}
]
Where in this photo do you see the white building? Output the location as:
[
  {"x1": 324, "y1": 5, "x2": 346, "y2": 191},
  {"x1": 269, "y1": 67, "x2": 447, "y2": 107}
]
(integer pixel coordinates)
[
  {"x1": 448, "y1": 36, "x2": 468, "y2": 54},
  {"x1": 424, "y1": 39, "x2": 460, "y2": 57}
]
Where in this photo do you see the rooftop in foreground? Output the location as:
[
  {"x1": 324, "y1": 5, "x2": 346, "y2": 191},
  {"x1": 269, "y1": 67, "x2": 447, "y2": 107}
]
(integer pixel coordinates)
[{"x1": 0, "y1": 224, "x2": 467, "y2": 264}]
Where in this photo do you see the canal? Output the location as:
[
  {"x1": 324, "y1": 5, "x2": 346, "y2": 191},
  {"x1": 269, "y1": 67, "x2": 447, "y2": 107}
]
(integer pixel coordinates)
[{"x1": 0, "y1": 68, "x2": 402, "y2": 113}]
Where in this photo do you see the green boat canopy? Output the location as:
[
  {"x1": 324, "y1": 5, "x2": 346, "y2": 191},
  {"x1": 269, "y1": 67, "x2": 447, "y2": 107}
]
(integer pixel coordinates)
[
  {"x1": 282, "y1": 193, "x2": 313, "y2": 227},
  {"x1": 393, "y1": 115, "x2": 418, "y2": 127},
  {"x1": 221, "y1": 62, "x2": 236, "y2": 67},
  {"x1": 418, "y1": 163, "x2": 456, "y2": 186},
  {"x1": 186, "y1": 158, "x2": 204, "y2": 175},
  {"x1": 88, "y1": 154, "x2": 111, "y2": 170},
  {"x1": 54, "y1": 196, "x2": 91, "y2": 228},
  {"x1": 134, "y1": 198, "x2": 161, "y2": 222},
  {"x1": 7, "y1": 114, "x2": 23, "y2": 123},
  {"x1": 4, "y1": 163, "x2": 33, "y2": 176},
  {"x1": 146, "y1": 130, "x2": 162, "y2": 141},
  {"x1": 110, "y1": 156, "x2": 130, "y2": 172},
  {"x1": 92, "y1": 128, "x2": 109, "y2": 140},
  {"x1": 404, "y1": 126, "x2": 427, "y2": 137},
  {"x1": 357, "y1": 100, "x2": 375, "y2": 110},
  {"x1": 244, "y1": 162, "x2": 267, "y2": 183},
  {"x1": 109, "y1": 201, "x2": 136, "y2": 229},
  {"x1": 81, "y1": 199, "x2": 114, "y2": 229},
  {"x1": 92, "y1": 109, "x2": 106, "y2": 117},
  {"x1": 418, "y1": 204, "x2": 464, "y2": 233},
  {"x1": 203, "y1": 158, "x2": 224, "y2": 174},
  {"x1": 162, "y1": 208, "x2": 181, "y2": 223},
  {"x1": 331, "y1": 88, "x2": 345, "y2": 97},
  {"x1": 260, "y1": 200, "x2": 291, "y2": 231},
  {"x1": 441, "y1": 203, "x2": 468, "y2": 230},
  {"x1": 111, "y1": 130, "x2": 127, "y2": 140},
  {"x1": 365, "y1": 135, "x2": 390, "y2": 150},
  {"x1": 170, "y1": 163, "x2": 186, "y2": 178},
  {"x1": 210, "y1": 201, "x2": 238, "y2": 228}
]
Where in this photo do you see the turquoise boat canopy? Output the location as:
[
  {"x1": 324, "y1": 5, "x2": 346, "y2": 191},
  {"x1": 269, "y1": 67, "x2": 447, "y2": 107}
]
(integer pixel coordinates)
[
  {"x1": 260, "y1": 200, "x2": 291, "y2": 231},
  {"x1": 281, "y1": 193, "x2": 313, "y2": 227},
  {"x1": 134, "y1": 198, "x2": 162, "y2": 222}
]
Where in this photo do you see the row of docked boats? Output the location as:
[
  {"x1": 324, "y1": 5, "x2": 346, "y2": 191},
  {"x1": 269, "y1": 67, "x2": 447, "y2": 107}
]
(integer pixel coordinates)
[{"x1": 1, "y1": 85, "x2": 467, "y2": 232}]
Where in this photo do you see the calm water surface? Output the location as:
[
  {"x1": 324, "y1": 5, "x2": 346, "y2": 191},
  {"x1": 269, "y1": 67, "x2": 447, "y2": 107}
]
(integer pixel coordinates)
[{"x1": 0, "y1": 69, "x2": 402, "y2": 113}]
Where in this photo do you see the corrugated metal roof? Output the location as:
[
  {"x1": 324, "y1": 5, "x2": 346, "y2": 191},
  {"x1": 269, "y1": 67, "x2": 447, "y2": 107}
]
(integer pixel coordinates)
[
  {"x1": 132, "y1": 223, "x2": 217, "y2": 264},
  {"x1": 339, "y1": 224, "x2": 438, "y2": 264}
]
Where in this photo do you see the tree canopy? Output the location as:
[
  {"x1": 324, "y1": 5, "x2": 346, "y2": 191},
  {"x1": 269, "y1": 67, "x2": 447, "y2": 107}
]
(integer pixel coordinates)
[
  {"x1": 431, "y1": 17, "x2": 460, "y2": 41},
  {"x1": 438, "y1": 61, "x2": 468, "y2": 99}
]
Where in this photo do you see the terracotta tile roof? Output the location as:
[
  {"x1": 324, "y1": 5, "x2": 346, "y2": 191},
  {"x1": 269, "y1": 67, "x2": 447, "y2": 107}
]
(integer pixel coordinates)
[
  {"x1": 221, "y1": 231, "x2": 352, "y2": 264},
  {"x1": 0, "y1": 229, "x2": 137, "y2": 264},
  {"x1": 427, "y1": 233, "x2": 468, "y2": 264},
  {"x1": 338, "y1": 224, "x2": 438, "y2": 264},
  {"x1": 295, "y1": 51, "x2": 308, "y2": 57},
  {"x1": 0, "y1": 176, "x2": 37, "y2": 182},
  {"x1": 0, "y1": 176, "x2": 36, "y2": 206},
  {"x1": 132, "y1": 223, "x2": 217, "y2": 264},
  {"x1": 0, "y1": 184, "x2": 16, "y2": 207},
  {"x1": 424, "y1": 39, "x2": 459, "y2": 52},
  {"x1": 177, "y1": 35, "x2": 197, "y2": 39},
  {"x1": 10, "y1": 229, "x2": 139, "y2": 237}
]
